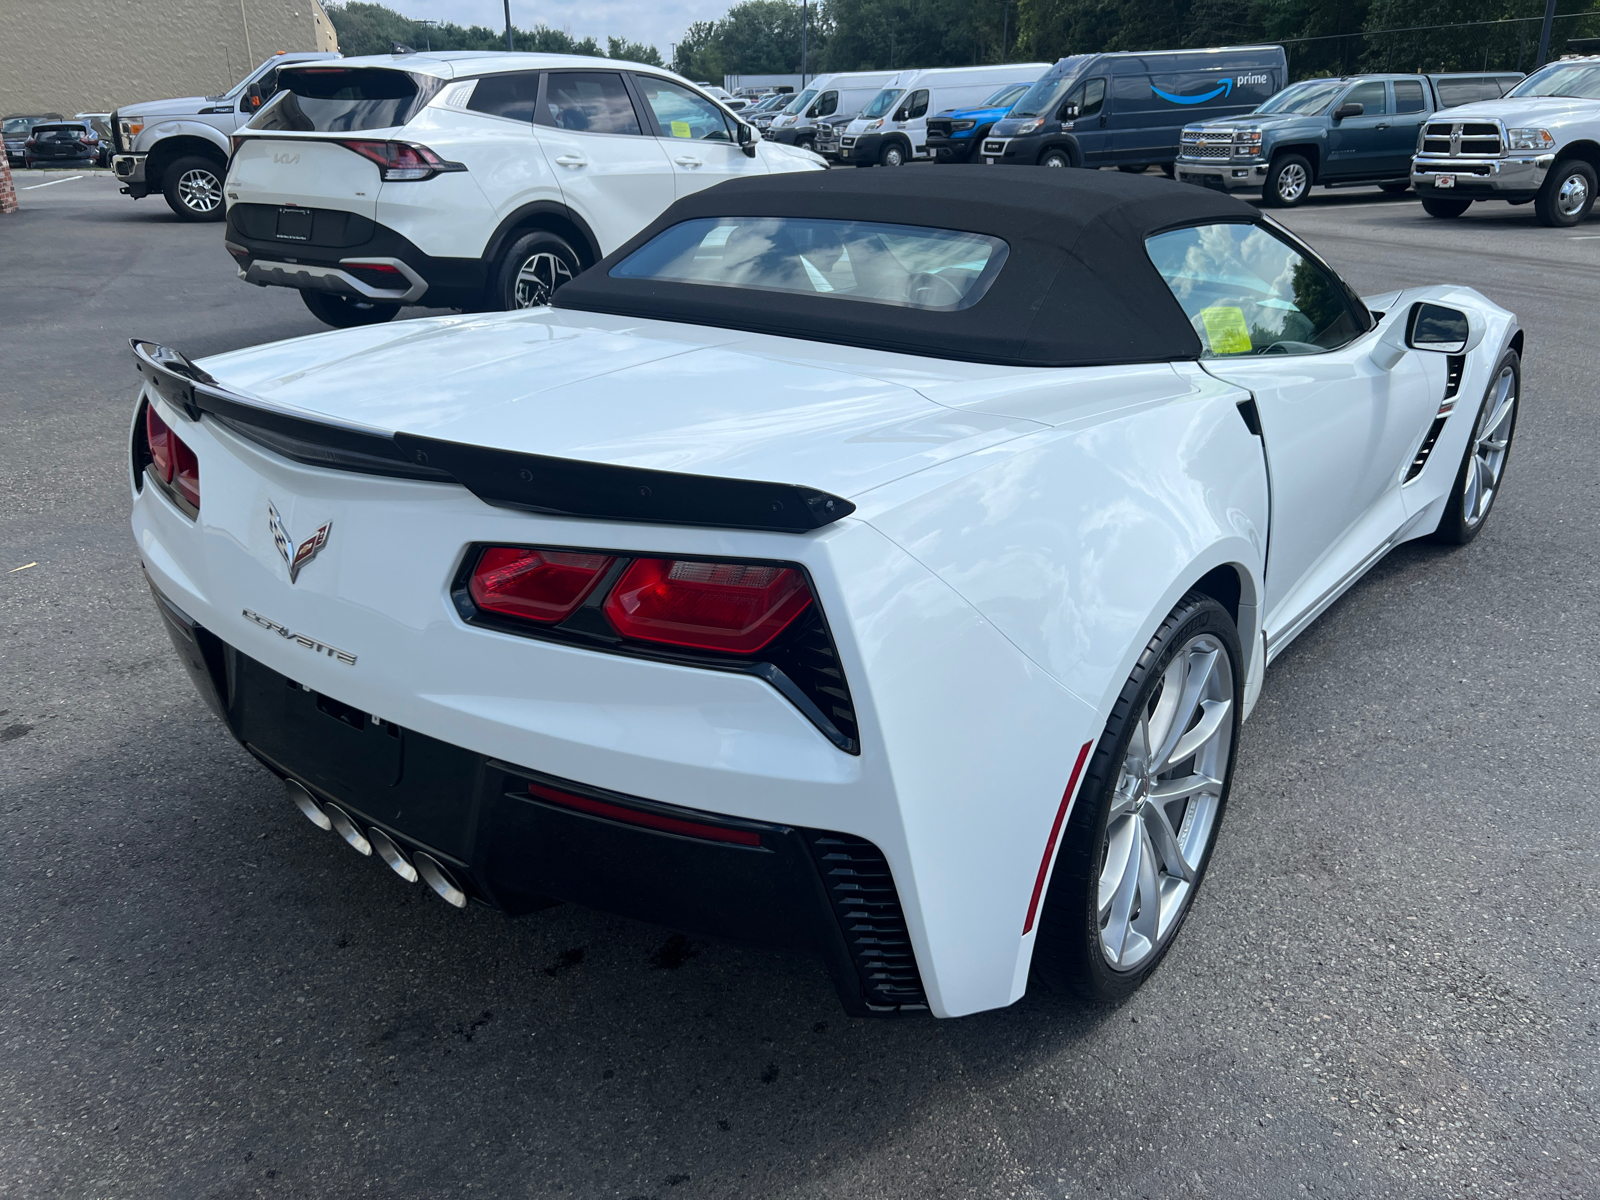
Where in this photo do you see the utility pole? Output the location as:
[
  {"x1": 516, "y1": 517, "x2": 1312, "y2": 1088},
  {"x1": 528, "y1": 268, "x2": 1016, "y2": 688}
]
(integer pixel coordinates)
[
  {"x1": 1001, "y1": 0, "x2": 1008, "y2": 59},
  {"x1": 504, "y1": 0, "x2": 514, "y2": 51},
  {"x1": 800, "y1": 0, "x2": 809, "y2": 87},
  {"x1": 1535, "y1": 0, "x2": 1558, "y2": 67}
]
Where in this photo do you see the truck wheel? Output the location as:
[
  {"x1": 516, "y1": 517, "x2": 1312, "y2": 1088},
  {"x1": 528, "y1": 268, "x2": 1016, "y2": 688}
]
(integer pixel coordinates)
[
  {"x1": 1534, "y1": 159, "x2": 1596, "y2": 227},
  {"x1": 1117, "y1": 164, "x2": 1150, "y2": 174},
  {"x1": 300, "y1": 290, "x2": 402, "y2": 328},
  {"x1": 878, "y1": 141, "x2": 906, "y2": 167},
  {"x1": 1420, "y1": 196, "x2": 1472, "y2": 218},
  {"x1": 1160, "y1": 162, "x2": 1175, "y2": 178},
  {"x1": 1262, "y1": 153, "x2": 1312, "y2": 207},
  {"x1": 162, "y1": 155, "x2": 226, "y2": 222},
  {"x1": 1379, "y1": 181, "x2": 1411, "y2": 194},
  {"x1": 1039, "y1": 147, "x2": 1074, "y2": 169},
  {"x1": 494, "y1": 230, "x2": 581, "y2": 309}
]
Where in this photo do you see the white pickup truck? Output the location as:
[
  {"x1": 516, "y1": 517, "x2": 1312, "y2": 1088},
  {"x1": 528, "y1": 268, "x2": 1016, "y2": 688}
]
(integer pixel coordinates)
[
  {"x1": 1412, "y1": 56, "x2": 1600, "y2": 226},
  {"x1": 111, "y1": 52, "x2": 338, "y2": 221}
]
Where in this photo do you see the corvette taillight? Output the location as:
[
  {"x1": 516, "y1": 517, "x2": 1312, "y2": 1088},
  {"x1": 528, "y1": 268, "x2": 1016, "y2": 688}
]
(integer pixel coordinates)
[
  {"x1": 144, "y1": 404, "x2": 200, "y2": 514},
  {"x1": 603, "y1": 558, "x2": 813, "y2": 654},
  {"x1": 335, "y1": 139, "x2": 462, "y2": 181},
  {"x1": 469, "y1": 547, "x2": 614, "y2": 623}
]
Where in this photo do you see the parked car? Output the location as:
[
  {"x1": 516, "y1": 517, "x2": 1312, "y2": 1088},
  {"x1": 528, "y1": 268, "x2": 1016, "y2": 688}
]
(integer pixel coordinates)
[
  {"x1": 763, "y1": 71, "x2": 904, "y2": 151},
  {"x1": 925, "y1": 81, "x2": 1033, "y2": 163},
  {"x1": 837, "y1": 63, "x2": 1050, "y2": 166},
  {"x1": 23, "y1": 122, "x2": 99, "y2": 168},
  {"x1": 1176, "y1": 72, "x2": 1524, "y2": 206},
  {"x1": 981, "y1": 47, "x2": 1287, "y2": 171},
  {"x1": 227, "y1": 53, "x2": 822, "y2": 328},
  {"x1": 4, "y1": 113, "x2": 64, "y2": 166},
  {"x1": 111, "y1": 50, "x2": 340, "y2": 221},
  {"x1": 130, "y1": 167, "x2": 1521, "y2": 1017},
  {"x1": 76, "y1": 113, "x2": 116, "y2": 166},
  {"x1": 1412, "y1": 57, "x2": 1600, "y2": 226}
]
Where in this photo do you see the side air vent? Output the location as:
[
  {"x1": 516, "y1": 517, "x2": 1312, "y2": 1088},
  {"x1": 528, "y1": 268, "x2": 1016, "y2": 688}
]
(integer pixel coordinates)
[
  {"x1": 766, "y1": 608, "x2": 859, "y2": 751},
  {"x1": 1444, "y1": 354, "x2": 1465, "y2": 400},
  {"x1": 1405, "y1": 417, "x2": 1449, "y2": 483},
  {"x1": 807, "y1": 832, "x2": 928, "y2": 1011}
]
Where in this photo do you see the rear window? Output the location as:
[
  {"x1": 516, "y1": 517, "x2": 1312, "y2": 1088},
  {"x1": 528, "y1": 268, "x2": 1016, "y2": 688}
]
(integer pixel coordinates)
[
  {"x1": 610, "y1": 217, "x2": 1009, "y2": 311},
  {"x1": 253, "y1": 68, "x2": 430, "y2": 132}
]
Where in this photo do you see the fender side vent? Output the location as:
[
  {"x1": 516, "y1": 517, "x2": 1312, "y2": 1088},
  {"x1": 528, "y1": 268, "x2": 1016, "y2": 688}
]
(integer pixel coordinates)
[
  {"x1": 1444, "y1": 354, "x2": 1465, "y2": 400},
  {"x1": 1405, "y1": 417, "x2": 1449, "y2": 483},
  {"x1": 807, "y1": 832, "x2": 928, "y2": 1011}
]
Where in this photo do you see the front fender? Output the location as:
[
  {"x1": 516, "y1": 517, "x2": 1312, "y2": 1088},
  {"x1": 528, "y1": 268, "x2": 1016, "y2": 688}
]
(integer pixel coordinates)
[
  {"x1": 1039, "y1": 133, "x2": 1083, "y2": 165},
  {"x1": 135, "y1": 120, "x2": 230, "y2": 156}
]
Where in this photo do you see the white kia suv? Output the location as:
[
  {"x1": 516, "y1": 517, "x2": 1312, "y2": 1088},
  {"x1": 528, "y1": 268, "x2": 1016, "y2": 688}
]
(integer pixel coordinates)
[{"x1": 224, "y1": 52, "x2": 824, "y2": 327}]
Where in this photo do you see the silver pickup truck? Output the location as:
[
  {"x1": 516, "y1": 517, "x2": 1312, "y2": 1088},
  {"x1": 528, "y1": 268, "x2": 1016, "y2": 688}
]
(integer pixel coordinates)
[{"x1": 1413, "y1": 56, "x2": 1600, "y2": 226}]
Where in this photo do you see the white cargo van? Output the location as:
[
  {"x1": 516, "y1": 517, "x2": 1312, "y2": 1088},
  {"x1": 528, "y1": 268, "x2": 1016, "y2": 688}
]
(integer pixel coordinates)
[
  {"x1": 763, "y1": 71, "x2": 906, "y2": 151},
  {"x1": 838, "y1": 63, "x2": 1050, "y2": 165}
]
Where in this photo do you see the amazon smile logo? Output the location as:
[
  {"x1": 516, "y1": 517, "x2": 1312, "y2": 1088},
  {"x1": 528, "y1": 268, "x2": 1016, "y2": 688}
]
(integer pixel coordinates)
[{"x1": 1153, "y1": 78, "x2": 1234, "y2": 105}]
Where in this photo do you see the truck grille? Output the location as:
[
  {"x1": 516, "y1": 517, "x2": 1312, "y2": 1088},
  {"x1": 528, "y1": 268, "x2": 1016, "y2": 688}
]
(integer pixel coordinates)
[
  {"x1": 926, "y1": 119, "x2": 952, "y2": 138},
  {"x1": 981, "y1": 139, "x2": 1006, "y2": 155},
  {"x1": 807, "y1": 832, "x2": 927, "y2": 1010},
  {"x1": 1179, "y1": 132, "x2": 1233, "y2": 160},
  {"x1": 1420, "y1": 121, "x2": 1503, "y2": 156}
]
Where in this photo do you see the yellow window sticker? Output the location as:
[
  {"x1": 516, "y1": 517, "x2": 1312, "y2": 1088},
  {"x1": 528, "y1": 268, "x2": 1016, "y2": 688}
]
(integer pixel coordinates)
[
  {"x1": 1199, "y1": 305, "x2": 1253, "y2": 355},
  {"x1": 671, "y1": 120, "x2": 692, "y2": 139}
]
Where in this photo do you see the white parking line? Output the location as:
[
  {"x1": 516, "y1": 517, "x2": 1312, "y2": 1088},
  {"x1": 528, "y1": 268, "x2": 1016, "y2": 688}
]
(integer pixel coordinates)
[
  {"x1": 1569, "y1": 234, "x2": 1600, "y2": 239},
  {"x1": 21, "y1": 174, "x2": 85, "y2": 189}
]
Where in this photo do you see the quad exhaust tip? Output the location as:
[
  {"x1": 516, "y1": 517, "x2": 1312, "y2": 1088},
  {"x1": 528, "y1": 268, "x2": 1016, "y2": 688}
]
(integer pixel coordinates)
[
  {"x1": 287, "y1": 780, "x2": 332, "y2": 831},
  {"x1": 285, "y1": 777, "x2": 465, "y2": 907},
  {"x1": 367, "y1": 827, "x2": 419, "y2": 884},
  {"x1": 414, "y1": 852, "x2": 468, "y2": 908},
  {"x1": 322, "y1": 802, "x2": 372, "y2": 856}
]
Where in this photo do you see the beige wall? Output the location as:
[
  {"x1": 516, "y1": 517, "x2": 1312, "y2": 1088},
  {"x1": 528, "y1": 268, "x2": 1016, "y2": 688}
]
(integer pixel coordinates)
[{"x1": 0, "y1": 0, "x2": 338, "y2": 116}]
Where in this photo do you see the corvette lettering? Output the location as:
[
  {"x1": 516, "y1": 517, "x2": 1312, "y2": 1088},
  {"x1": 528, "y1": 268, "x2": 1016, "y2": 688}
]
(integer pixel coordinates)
[{"x1": 242, "y1": 609, "x2": 357, "y2": 665}]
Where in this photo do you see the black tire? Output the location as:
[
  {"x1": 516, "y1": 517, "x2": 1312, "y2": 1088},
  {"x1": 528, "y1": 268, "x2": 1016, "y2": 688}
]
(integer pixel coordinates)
[
  {"x1": 1433, "y1": 350, "x2": 1520, "y2": 545},
  {"x1": 1117, "y1": 163, "x2": 1150, "y2": 174},
  {"x1": 1039, "y1": 147, "x2": 1074, "y2": 169},
  {"x1": 878, "y1": 140, "x2": 907, "y2": 167},
  {"x1": 493, "y1": 229, "x2": 582, "y2": 310},
  {"x1": 1421, "y1": 196, "x2": 1472, "y2": 218},
  {"x1": 1262, "y1": 152, "x2": 1312, "y2": 207},
  {"x1": 1379, "y1": 180, "x2": 1411, "y2": 194},
  {"x1": 1159, "y1": 161, "x2": 1175, "y2": 178},
  {"x1": 1534, "y1": 158, "x2": 1597, "y2": 228},
  {"x1": 161, "y1": 155, "x2": 226, "y2": 222},
  {"x1": 1032, "y1": 591, "x2": 1243, "y2": 1004},
  {"x1": 300, "y1": 289, "x2": 402, "y2": 328}
]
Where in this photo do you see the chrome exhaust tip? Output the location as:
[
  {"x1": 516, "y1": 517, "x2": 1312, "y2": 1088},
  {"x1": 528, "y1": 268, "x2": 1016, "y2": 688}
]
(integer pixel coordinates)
[
  {"x1": 323, "y1": 803, "x2": 372, "y2": 856},
  {"x1": 287, "y1": 780, "x2": 332, "y2": 831},
  {"x1": 414, "y1": 852, "x2": 467, "y2": 908},
  {"x1": 367, "y1": 827, "x2": 418, "y2": 883}
]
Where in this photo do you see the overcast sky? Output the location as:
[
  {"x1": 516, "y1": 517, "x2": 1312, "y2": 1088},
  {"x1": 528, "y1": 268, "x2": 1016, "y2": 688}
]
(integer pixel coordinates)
[{"x1": 391, "y1": 0, "x2": 734, "y2": 59}]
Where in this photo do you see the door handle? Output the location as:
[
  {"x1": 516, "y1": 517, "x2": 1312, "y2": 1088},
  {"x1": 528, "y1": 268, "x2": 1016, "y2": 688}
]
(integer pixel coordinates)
[
  {"x1": 553, "y1": 154, "x2": 587, "y2": 168},
  {"x1": 1375, "y1": 122, "x2": 1390, "y2": 130},
  {"x1": 673, "y1": 155, "x2": 703, "y2": 167}
]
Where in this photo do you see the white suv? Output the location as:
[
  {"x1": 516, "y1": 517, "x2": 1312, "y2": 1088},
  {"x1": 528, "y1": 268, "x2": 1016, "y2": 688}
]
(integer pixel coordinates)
[{"x1": 225, "y1": 52, "x2": 824, "y2": 327}]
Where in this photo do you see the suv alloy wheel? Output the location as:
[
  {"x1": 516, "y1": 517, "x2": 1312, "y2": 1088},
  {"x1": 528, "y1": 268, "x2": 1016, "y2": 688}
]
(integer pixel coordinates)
[{"x1": 496, "y1": 231, "x2": 582, "y2": 310}]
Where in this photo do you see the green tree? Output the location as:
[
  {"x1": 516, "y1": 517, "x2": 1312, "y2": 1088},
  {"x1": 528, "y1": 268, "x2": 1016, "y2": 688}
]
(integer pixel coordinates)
[
  {"x1": 674, "y1": 1, "x2": 824, "y2": 81},
  {"x1": 325, "y1": 2, "x2": 644, "y2": 61},
  {"x1": 609, "y1": 37, "x2": 665, "y2": 67}
]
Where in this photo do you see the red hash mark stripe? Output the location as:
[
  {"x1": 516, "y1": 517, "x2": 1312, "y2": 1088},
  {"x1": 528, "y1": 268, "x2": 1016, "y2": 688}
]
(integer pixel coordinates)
[{"x1": 1023, "y1": 739, "x2": 1095, "y2": 935}]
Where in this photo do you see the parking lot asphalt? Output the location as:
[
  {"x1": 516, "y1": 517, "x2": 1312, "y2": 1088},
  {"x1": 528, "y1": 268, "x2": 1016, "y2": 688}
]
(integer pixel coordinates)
[{"x1": 2, "y1": 171, "x2": 1597, "y2": 1200}]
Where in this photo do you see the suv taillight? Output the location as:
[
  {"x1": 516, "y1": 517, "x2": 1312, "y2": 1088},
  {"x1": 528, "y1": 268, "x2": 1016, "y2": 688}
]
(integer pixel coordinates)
[
  {"x1": 335, "y1": 140, "x2": 464, "y2": 181},
  {"x1": 143, "y1": 404, "x2": 200, "y2": 514}
]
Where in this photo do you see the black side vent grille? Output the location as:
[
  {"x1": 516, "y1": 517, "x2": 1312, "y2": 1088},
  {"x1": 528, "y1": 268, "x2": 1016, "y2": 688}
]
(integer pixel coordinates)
[
  {"x1": 1444, "y1": 354, "x2": 1465, "y2": 400},
  {"x1": 1405, "y1": 417, "x2": 1449, "y2": 483},
  {"x1": 807, "y1": 832, "x2": 927, "y2": 1010},
  {"x1": 767, "y1": 608, "x2": 859, "y2": 752}
]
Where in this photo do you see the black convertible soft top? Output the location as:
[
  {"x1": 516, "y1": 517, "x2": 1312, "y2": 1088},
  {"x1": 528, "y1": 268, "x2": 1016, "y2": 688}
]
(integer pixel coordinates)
[{"x1": 553, "y1": 166, "x2": 1262, "y2": 368}]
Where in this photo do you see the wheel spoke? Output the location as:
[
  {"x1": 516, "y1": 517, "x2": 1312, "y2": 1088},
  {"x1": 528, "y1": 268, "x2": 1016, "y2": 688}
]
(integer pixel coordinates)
[
  {"x1": 1151, "y1": 645, "x2": 1216, "y2": 769},
  {"x1": 1149, "y1": 772, "x2": 1222, "y2": 803},
  {"x1": 1130, "y1": 825, "x2": 1163, "y2": 944},
  {"x1": 1141, "y1": 801, "x2": 1195, "y2": 883},
  {"x1": 1462, "y1": 454, "x2": 1481, "y2": 521},
  {"x1": 1167, "y1": 698, "x2": 1232, "y2": 770},
  {"x1": 1099, "y1": 817, "x2": 1142, "y2": 962}
]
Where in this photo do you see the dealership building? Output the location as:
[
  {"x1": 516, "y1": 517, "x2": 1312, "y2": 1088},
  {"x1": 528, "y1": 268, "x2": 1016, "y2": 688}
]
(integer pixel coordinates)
[{"x1": 0, "y1": 0, "x2": 338, "y2": 117}]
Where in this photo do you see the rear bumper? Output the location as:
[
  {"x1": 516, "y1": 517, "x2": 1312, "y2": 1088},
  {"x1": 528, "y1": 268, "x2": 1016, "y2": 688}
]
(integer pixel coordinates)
[
  {"x1": 224, "y1": 204, "x2": 489, "y2": 308},
  {"x1": 1410, "y1": 154, "x2": 1550, "y2": 200},
  {"x1": 1174, "y1": 160, "x2": 1266, "y2": 192},
  {"x1": 146, "y1": 580, "x2": 928, "y2": 1017}
]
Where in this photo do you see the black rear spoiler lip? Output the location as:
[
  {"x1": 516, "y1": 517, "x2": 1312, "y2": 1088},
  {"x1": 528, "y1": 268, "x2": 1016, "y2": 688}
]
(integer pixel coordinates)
[{"x1": 129, "y1": 338, "x2": 856, "y2": 534}]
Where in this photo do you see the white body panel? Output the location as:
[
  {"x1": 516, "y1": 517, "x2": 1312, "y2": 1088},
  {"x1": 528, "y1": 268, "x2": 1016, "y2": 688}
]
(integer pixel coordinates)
[
  {"x1": 129, "y1": 280, "x2": 1518, "y2": 1015},
  {"x1": 844, "y1": 64, "x2": 1051, "y2": 157}
]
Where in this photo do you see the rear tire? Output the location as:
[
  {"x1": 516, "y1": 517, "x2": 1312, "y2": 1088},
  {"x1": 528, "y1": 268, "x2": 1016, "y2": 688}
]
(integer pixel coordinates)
[
  {"x1": 1031, "y1": 592, "x2": 1242, "y2": 1004},
  {"x1": 1421, "y1": 196, "x2": 1472, "y2": 218},
  {"x1": 1262, "y1": 153, "x2": 1312, "y2": 207},
  {"x1": 1534, "y1": 159, "x2": 1596, "y2": 227},
  {"x1": 300, "y1": 289, "x2": 402, "y2": 328},
  {"x1": 162, "y1": 155, "x2": 226, "y2": 222},
  {"x1": 493, "y1": 230, "x2": 582, "y2": 310},
  {"x1": 1039, "y1": 147, "x2": 1074, "y2": 169}
]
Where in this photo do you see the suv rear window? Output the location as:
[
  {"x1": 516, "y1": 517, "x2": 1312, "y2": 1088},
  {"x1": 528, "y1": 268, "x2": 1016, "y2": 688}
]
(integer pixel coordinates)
[{"x1": 253, "y1": 68, "x2": 433, "y2": 132}]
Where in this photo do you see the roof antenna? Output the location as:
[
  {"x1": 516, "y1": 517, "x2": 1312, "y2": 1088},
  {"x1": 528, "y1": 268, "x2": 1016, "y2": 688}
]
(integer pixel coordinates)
[{"x1": 391, "y1": 41, "x2": 416, "y2": 54}]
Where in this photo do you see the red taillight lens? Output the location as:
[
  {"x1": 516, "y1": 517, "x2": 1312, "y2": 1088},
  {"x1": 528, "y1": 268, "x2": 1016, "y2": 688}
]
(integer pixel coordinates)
[
  {"x1": 172, "y1": 438, "x2": 201, "y2": 511},
  {"x1": 146, "y1": 404, "x2": 173, "y2": 481},
  {"x1": 602, "y1": 559, "x2": 812, "y2": 654},
  {"x1": 526, "y1": 782, "x2": 762, "y2": 846},
  {"x1": 343, "y1": 261, "x2": 404, "y2": 288},
  {"x1": 335, "y1": 139, "x2": 455, "y2": 181},
  {"x1": 469, "y1": 547, "x2": 614, "y2": 623}
]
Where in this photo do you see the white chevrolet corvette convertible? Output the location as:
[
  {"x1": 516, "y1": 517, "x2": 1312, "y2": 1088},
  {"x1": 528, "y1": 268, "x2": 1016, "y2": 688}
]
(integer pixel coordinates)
[{"x1": 130, "y1": 169, "x2": 1521, "y2": 1018}]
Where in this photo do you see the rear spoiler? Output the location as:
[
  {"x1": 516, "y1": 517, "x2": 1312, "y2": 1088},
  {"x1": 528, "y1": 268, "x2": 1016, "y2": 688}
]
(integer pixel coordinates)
[{"x1": 131, "y1": 339, "x2": 855, "y2": 534}]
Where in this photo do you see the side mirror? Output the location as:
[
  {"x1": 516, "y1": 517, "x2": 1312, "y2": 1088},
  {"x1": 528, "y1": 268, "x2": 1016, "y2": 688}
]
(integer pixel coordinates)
[
  {"x1": 1061, "y1": 103, "x2": 1080, "y2": 121},
  {"x1": 1333, "y1": 102, "x2": 1364, "y2": 120},
  {"x1": 737, "y1": 122, "x2": 756, "y2": 157},
  {"x1": 1406, "y1": 302, "x2": 1471, "y2": 353}
]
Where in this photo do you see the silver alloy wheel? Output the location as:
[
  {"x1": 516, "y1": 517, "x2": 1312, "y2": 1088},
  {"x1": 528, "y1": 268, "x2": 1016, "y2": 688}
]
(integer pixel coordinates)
[
  {"x1": 512, "y1": 251, "x2": 574, "y2": 308},
  {"x1": 1275, "y1": 161, "x2": 1308, "y2": 203},
  {"x1": 1098, "y1": 633, "x2": 1234, "y2": 972},
  {"x1": 177, "y1": 168, "x2": 222, "y2": 214},
  {"x1": 1463, "y1": 364, "x2": 1517, "y2": 529},
  {"x1": 1557, "y1": 171, "x2": 1590, "y2": 217}
]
